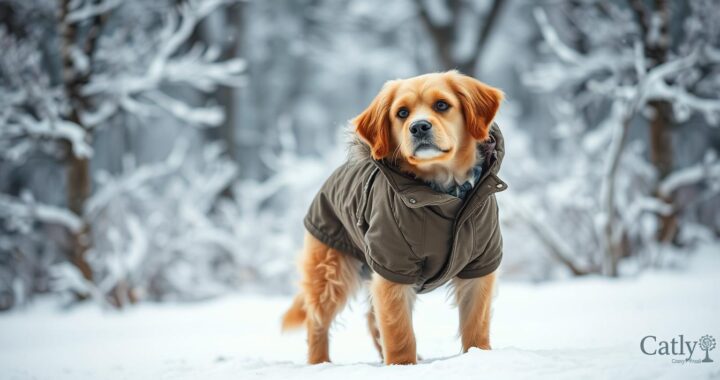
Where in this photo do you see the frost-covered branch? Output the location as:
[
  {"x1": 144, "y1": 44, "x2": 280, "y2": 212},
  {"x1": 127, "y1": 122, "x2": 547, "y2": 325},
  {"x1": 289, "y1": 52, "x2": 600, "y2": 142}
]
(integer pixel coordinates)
[
  {"x1": 623, "y1": 196, "x2": 674, "y2": 222},
  {"x1": 0, "y1": 194, "x2": 84, "y2": 232},
  {"x1": 163, "y1": 45, "x2": 247, "y2": 92},
  {"x1": 584, "y1": 47, "x2": 720, "y2": 125},
  {"x1": 524, "y1": 1, "x2": 720, "y2": 276},
  {"x1": 0, "y1": 29, "x2": 92, "y2": 160},
  {"x1": 79, "y1": 138, "x2": 242, "y2": 303},
  {"x1": 659, "y1": 153, "x2": 720, "y2": 197},
  {"x1": 530, "y1": 3, "x2": 720, "y2": 124},
  {"x1": 4, "y1": 115, "x2": 93, "y2": 158},
  {"x1": 526, "y1": 8, "x2": 636, "y2": 93},
  {"x1": 85, "y1": 139, "x2": 190, "y2": 217},
  {"x1": 81, "y1": 0, "x2": 245, "y2": 127},
  {"x1": 143, "y1": 91, "x2": 225, "y2": 127},
  {"x1": 647, "y1": 78, "x2": 720, "y2": 125},
  {"x1": 533, "y1": 8, "x2": 583, "y2": 65},
  {"x1": 51, "y1": 263, "x2": 113, "y2": 308},
  {"x1": 67, "y1": 0, "x2": 122, "y2": 23},
  {"x1": 155, "y1": 0, "x2": 234, "y2": 65},
  {"x1": 504, "y1": 196, "x2": 591, "y2": 276}
]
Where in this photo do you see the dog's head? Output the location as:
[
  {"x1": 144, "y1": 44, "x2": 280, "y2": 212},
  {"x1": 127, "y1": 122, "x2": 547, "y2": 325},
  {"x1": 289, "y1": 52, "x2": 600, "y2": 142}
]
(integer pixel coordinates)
[{"x1": 353, "y1": 71, "x2": 503, "y2": 176}]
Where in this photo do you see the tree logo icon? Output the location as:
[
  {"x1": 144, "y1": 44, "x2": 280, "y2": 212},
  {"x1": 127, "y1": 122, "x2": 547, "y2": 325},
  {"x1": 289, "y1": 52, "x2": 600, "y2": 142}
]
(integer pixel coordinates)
[{"x1": 699, "y1": 335, "x2": 716, "y2": 363}]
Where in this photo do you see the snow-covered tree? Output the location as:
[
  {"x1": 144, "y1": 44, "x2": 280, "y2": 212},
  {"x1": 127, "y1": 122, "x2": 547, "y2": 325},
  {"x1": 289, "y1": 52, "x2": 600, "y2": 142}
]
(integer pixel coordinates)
[
  {"x1": 519, "y1": 0, "x2": 720, "y2": 276},
  {"x1": 4, "y1": 0, "x2": 718, "y2": 311},
  {"x1": 0, "y1": 0, "x2": 244, "y2": 308}
]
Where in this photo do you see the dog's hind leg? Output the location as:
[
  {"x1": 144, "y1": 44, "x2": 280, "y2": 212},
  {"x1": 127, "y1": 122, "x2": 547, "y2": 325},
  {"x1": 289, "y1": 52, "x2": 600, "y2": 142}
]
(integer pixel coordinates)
[{"x1": 296, "y1": 232, "x2": 360, "y2": 364}]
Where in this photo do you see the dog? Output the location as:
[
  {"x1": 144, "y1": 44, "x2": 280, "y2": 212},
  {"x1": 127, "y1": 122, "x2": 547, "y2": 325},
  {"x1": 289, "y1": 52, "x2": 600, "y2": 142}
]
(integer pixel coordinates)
[{"x1": 282, "y1": 70, "x2": 506, "y2": 365}]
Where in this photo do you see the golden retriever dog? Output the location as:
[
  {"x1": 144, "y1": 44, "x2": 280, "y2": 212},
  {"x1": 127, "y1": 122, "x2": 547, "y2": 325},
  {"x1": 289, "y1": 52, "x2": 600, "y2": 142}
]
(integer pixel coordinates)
[{"x1": 282, "y1": 70, "x2": 504, "y2": 365}]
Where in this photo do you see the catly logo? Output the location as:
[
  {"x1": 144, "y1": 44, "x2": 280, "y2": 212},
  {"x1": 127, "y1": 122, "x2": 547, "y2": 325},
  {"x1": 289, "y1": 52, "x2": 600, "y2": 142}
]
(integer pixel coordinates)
[{"x1": 641, "y1": 335, "x2": 716, "y2": 364}]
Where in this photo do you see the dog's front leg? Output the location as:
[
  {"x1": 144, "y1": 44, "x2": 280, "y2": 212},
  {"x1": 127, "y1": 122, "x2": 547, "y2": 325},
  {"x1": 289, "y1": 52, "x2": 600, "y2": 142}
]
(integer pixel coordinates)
[
  {"x1": 453, "y1": 271, "x2": 496, "y2": 352},
  {"x1": 370, "y1": 274, "x2": 417, "y2": 365}
]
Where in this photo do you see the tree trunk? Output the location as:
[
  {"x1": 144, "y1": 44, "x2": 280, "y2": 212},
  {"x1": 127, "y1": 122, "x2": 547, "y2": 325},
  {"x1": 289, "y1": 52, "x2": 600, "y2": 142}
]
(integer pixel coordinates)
[
  {"x1": 458, "y1": 0, "x2": 506, "y2": 76},
  {"x1": 416, "y1": 0, "x2": 505, "y2": 76},
  {"x1": 65, "y1": 150, "x2": 93, "y2": 280},
  {"x1": 629, "y1": 0, "x2": 677, "y2": 244},
  {"x1": 415, "y1": 0, "x2": 458, "y2": 72},
  {"x1": 59, "y1": 0, "x2": 95, "y2": 282},
  {"x1": 646, "y1": 0, "x2": 677, "y2": 243},
  {"x1": 648, "y1": 100, "x2": 678, "y2": 242}
]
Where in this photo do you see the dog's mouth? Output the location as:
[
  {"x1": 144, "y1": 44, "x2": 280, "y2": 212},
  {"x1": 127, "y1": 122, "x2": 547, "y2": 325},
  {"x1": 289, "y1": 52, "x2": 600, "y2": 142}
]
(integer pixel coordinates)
[{"x1": 412, "y1": 143, "x2": 450, "y2": 159}]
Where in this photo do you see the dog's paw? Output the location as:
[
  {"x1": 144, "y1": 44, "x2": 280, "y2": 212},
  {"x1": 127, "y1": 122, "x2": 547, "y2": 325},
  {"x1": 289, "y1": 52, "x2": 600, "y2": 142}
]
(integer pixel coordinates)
[{"x1": 384, "y1": 352, "x2": 418, "y2": 365}]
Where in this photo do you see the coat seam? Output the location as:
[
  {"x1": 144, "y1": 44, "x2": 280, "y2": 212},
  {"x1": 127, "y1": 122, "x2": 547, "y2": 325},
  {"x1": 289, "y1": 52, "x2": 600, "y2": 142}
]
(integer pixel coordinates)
[
  {"x1": 389, "y1": 191, "x2": 423, "y2": 262},
  {"x1": 355, "y1": 167, "x2": 380, "y2": 226},
  {"x1": 367, "y1": 257, "x2": 418, "y2": 284},
  {"x1": 304, "y1": 218, "x2": 362, "y2": 257}
]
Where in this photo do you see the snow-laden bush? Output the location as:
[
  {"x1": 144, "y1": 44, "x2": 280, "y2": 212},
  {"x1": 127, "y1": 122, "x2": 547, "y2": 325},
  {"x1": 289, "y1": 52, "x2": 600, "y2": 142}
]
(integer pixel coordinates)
[
  {"x1": 51, "y1": 140, "x2": 239, "y2": 306},
  {"x1": 2, "y1": 129, "x2": 343, "y2": 309},
  {"x1": 220, "y1": 122, "x2": 345, "y2": 295}
]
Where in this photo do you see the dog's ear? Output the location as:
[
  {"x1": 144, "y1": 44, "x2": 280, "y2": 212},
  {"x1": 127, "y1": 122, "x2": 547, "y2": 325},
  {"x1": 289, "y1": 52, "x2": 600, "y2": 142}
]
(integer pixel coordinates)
[
  {"x1": 448, "y1": 71, "x2": 504, "y2": 141},
  {"x1": 353, "y1": 80, "x2": 398, "y2": 160}
]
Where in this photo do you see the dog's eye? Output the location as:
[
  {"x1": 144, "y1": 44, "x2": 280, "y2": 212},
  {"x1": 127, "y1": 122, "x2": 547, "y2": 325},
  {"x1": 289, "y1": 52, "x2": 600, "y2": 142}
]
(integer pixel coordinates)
[
  {"x1": 434, "y1": 100, "x2": 450, "y2": 112},
  {"x1": 397, "y1": 108, "x2": 409, "y2": 119}
]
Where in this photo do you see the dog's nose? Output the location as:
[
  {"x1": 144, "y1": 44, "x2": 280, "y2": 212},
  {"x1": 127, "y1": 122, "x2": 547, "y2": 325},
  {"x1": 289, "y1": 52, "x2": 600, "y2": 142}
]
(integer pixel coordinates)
[{"x1": 409, "y1": 120, "x2": 432, "y2": 137}]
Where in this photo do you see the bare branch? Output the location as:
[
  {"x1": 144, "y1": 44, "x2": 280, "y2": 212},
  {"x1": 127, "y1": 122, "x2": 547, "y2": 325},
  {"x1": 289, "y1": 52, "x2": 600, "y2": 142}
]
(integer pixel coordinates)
[
  {"x1": 415, "y1": 0, "x2": 456, "y2": 70},
  {"x1": 505, "y1": 198, "x2": 591, "y2": 276},
  {"x1": 85, "y1": 138, "x2": 190, "y2": 217},
  {"x1": 467, "y1": 0, "x2": 506, "y2": 72},
  {"x1": 599, "y1": 99, "x2": 640, "y2": 276}
]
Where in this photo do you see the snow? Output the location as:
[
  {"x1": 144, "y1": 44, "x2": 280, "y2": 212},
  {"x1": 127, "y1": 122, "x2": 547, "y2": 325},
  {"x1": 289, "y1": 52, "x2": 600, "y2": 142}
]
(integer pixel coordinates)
[{"x1": 2, "y1": 246, "x2": 718, "y2": 380}]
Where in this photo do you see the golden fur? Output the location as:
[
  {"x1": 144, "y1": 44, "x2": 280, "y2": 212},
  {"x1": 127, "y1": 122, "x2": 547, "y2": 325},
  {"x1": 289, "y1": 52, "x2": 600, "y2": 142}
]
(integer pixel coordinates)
[
  {"x1": 282, "y1": 233, "x2": 361, "y2": 364},
  {"x1": 452, "y1": 273, "x2": 497, "y2": 352},
  {"x1": 370, "y1": 274, "x2": 418, "y2": 364},
  {"x1": 282, "y1": 71, "x2": 503, "y2": 365}
]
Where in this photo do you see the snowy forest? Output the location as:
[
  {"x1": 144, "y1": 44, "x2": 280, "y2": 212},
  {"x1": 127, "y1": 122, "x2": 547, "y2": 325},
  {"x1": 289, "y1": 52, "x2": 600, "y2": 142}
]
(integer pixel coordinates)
[
  {"x1": 1, "y1": 0, "x2": 719, "y2": 311},
  {"x1": 1, "y1": 0, "x2": 720, "y2": 378}
]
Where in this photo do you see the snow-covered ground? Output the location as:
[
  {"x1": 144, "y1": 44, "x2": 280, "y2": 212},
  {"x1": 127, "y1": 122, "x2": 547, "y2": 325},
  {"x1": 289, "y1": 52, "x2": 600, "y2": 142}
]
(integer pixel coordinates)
[{"x1": 1, "y1": 247, "x2": 719, "y2": 380}]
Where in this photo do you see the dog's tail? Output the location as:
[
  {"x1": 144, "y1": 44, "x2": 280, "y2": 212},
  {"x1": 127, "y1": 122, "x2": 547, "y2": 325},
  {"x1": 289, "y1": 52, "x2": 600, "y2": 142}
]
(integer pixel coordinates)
[{"x1": 281, "y1": 293, "x2": 307, "y2": 331}]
